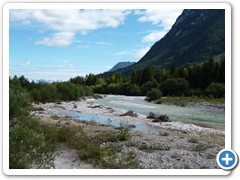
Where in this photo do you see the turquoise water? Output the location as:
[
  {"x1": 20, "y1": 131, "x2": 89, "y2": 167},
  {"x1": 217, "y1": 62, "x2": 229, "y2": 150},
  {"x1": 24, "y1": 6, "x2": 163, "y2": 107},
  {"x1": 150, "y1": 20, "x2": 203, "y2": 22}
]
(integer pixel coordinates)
[
  {"x1": 55, "y1": 110, "x2": 160, "y2": 133},
  {"x1": 95, "y1": 95, "x2": 225, "y2": 130}
]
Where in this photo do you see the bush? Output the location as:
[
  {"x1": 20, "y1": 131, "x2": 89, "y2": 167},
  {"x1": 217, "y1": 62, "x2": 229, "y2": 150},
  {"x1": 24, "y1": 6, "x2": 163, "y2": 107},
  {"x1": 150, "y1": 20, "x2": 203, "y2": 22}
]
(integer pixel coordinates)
[
  {"x1": 32, "y1": 84, "x2": 58, "y2": 103},
  {"x1": 9, "y1": 117, "x2": 57, "y2": 169},
  {"x1": 9, "y1": 88, "x2": 31, "y2": 121},
  {"x1": 141, "y1": 81, "x2": 160, "y2": 95},
  {"x1": 94, "y1": 128, "x2": 130, "y2": 143},
  {"x1": 160, "y1": 78, "x2": 189, "y2": 96},
  {"x1": 55, "y1": 82, "x2": 93, "y2": 101},
  {"x1": 128, "y1": 84, "x2": 141, "y2": 96},
  {"x1": 146, "y1": 88, "x2": 162, "y2": 101},
  {"x1": 204, "y1": 82, "x2": 225, "y2": 98}
]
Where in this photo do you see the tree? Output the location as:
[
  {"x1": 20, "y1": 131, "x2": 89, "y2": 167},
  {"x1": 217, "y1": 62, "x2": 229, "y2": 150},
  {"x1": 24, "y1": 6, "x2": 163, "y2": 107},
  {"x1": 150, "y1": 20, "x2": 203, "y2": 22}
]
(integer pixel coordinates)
[
  {"x1": 204, "y1": 82, "x2": 225, "y2": 98},
  {"x1": 70, "y1": 76, "x2": 85, "y2": 85},
  {"x1": 140, "y1": 67, "x2": 153, "y2": 85},
  {"x1": 131, "y1": 70, "x2": 142, "y2": 85},
  {"x1": 141, "y1": 80, "x2": 159, "y2": 95},
  {"x1": 9, "y1": 87, "x2": 31, "y2": 120},
  {"x1": 160, "y1": 78, "x2": 189, "y2": 96},
  {"x1": 85, "y1": 73, "x2": 98, "y2": 86}
]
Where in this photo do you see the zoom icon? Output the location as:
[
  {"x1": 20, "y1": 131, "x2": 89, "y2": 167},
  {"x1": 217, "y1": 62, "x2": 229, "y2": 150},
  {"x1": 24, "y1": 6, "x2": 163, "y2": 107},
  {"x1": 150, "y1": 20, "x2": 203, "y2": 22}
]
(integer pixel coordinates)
[{"x1": 217, "y1": 149, "x2": 238, "y2": 170}]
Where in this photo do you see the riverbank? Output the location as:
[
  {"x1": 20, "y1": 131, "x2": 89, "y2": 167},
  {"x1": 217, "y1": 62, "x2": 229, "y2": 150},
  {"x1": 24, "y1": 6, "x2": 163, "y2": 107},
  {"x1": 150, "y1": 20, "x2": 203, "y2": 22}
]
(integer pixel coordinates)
[
  {"x1": 32, "y1": 95, "x2": 224, "y2": 134},
  {"x1": 155, "y1": 96, "x2": 225, "y2": 111},
  {"x1": 31, "y1": 95, "x2": 225, "y2": 169}
]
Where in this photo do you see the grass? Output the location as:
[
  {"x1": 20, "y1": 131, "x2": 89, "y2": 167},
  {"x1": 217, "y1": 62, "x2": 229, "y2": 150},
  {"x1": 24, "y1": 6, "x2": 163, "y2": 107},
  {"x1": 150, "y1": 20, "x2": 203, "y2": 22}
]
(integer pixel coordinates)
[
  {"x1": 133, "y1": 142, "x2": 170, "y2": 152},
  {"x1": 101, "y1": 151, "x2": 140, "y2": 169},
  {"x1": 50, "y1": 115, "x2": 61, "y2": 120},
  {"x1": 93, "y1": 127, "x2": 131, "y2": 143},
  {"x1": 188, "y1": 137, "x2": 199, "y2": 143},
  {"x1": 156, "y1": 96, "x2": 224, "y2": 105},
  {"x1": 10, "y1": 114, "x2": 137, "y2": 169},
  {"x1": 192, "y1": 143, "x2": 213, "y2": 152},
  {"x1": 159, "y1": 131, "x2": 170, "y2": 136}
]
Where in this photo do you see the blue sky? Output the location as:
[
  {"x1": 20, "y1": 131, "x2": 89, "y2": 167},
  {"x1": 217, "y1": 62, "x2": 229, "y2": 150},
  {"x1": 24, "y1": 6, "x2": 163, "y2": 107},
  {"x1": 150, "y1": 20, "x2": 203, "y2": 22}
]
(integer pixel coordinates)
[{"x1": 9, "y1": 9, "x2": 183, "y2": 81}]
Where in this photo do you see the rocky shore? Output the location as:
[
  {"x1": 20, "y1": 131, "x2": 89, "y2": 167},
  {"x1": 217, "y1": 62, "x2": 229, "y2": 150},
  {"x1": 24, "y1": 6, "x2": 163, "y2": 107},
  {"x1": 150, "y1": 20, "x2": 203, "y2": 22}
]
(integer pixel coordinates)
[{"x1": 32, "y1": 96, "x2": 224, "y2": 169}]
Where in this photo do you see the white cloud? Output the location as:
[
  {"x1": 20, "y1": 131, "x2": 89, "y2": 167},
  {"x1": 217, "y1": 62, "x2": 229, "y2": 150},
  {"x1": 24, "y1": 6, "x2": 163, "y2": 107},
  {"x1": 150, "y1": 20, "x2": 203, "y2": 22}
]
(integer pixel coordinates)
[
  {"x1": 137, "y1": 9, "x2": 183, "y2": 43},
  {"x1": 115, "y1": 46, "x2": 150, "y2": 59},
  {"x1": 57, "y1": 60, "x2": 74, "y2": 68},
  {"x1": 142, "y1": 30, "x2": 168, "y2": 43},
  {"x1": 18, "y1": 61, "x2": 32, "y2": 66},
  {"x1": 36, "y1": 32, "x2": 74, "y2": 47},
  {"x1": 134, "y1": 46, "x2": 150, "y2": 59},
  {"x1": 76, "y1": 40, "x2": 113, "y2": 47},
  {"x1": 10, "y1": 9, "x2": 131, "y2": 46},
  {"x1": 95, "y1": 41, "x2": 113, "y2": 46},
  {"x1": 115, "y1": 50, "x2": 129, "y2": 56},
  {"x1": 137, "y1": 9, "x2": 183, "y2": 30},
  {"x1": 76, "y1": 44, "x2": 90, "y2": 48}
]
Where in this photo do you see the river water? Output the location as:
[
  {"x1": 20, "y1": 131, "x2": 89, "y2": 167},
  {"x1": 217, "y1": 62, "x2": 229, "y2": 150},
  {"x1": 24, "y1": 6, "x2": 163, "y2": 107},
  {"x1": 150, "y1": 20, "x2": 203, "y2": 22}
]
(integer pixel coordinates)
[
  {"x1": 94, "y1": 95, "x2": 225, "y2": 130},
  {"x1": 52, "y1": 95, "x2": 224, "y2": 132}
]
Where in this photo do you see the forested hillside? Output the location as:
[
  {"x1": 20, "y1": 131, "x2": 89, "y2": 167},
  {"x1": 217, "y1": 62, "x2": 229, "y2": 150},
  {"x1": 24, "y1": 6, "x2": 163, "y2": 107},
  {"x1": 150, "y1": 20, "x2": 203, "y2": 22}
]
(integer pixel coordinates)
[{"x1": 103, "y1": 9, "x2": 225, "y2": 77}]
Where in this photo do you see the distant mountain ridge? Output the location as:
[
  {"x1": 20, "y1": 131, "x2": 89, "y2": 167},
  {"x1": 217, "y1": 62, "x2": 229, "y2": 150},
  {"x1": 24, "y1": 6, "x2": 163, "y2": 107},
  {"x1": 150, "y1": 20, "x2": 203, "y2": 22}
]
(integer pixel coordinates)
[
  {"x1": 108, "y1": 61, "x2": 135, "y2": 72},
  {"x1": 102, "y1": 9, "x2": 225, "y2": 76},
  {"x1": 36, "y1": 79, "x2": 52, "y2": 84}
]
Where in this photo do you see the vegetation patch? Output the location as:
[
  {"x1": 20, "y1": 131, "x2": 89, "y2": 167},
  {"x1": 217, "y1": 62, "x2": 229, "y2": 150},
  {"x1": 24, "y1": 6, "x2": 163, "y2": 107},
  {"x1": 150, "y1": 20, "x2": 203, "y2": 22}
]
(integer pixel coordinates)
[
  {"x1": 131, "y1": 141, "x2": 170, "y2": 152},
  {"x1": 192, "y1": 143, "x2": 213, "y2": 152},
  {"x1": 93, "y1": 128, "x2": 131, "y2": 143},
  {"x1": 188, "y1": 137, "x2": 199, "y2": 143},
  {"x1": 159, "y1": 131, "x2": 170, "y2": 136}
]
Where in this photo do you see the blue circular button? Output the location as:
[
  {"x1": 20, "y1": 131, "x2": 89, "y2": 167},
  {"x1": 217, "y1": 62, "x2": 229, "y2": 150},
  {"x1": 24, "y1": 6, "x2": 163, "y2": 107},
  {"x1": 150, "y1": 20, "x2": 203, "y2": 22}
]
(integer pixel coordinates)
[{"x1": 217, "y1": 149, "x2": 238, "y2": 170}]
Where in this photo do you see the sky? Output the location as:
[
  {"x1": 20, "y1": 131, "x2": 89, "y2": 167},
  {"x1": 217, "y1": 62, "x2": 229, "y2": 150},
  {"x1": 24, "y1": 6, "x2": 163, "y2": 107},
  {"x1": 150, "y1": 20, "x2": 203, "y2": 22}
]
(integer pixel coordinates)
[{"x1": 9, "y1": 9, "x2": 183, "y2": 81}]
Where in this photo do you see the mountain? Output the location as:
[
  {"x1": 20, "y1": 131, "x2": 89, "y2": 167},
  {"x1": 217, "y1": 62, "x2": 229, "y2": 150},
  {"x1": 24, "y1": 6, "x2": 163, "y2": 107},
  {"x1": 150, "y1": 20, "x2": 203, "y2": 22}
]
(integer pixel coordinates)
[
  {"x1": 36, "y1": 79, "x2": 52, "y2": 84},
  {"x1": 108, "y1": 61, "x2": 135, "y2": 72},
  {"x1": 103, "y1": 9, "x2": 225, "y2": 76}
]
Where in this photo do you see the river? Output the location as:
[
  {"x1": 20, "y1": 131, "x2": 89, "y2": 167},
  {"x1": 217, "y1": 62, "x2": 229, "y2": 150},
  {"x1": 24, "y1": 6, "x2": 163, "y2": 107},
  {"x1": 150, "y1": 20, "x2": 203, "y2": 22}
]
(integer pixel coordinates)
[
  {"x1": 50, "y1": 95, "x2": 225, "y2": 132},
  {"x1": 94, "y1": 95, "x2": 225, "y2": 130}
]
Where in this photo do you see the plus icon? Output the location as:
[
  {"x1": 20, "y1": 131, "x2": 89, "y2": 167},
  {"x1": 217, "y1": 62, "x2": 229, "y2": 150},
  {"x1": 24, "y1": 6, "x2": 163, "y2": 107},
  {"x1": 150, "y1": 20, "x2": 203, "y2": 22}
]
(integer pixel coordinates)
[
  {"x1": 221, "y1": 153, "x2": 233, "y2": 165},
  {"x1": 217, "y1": 149, "x2": 238, "y2": 170}
]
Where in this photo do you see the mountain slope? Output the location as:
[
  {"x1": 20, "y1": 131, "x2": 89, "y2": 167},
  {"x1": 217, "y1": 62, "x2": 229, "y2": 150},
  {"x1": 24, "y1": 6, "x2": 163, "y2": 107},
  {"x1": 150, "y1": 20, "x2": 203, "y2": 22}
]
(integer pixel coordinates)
[
  {"x1": 108, "y1": 61, "x2": 135, "y2": 72},
  {"x1": 104, "y1": 9, "x2": 225, "y2": 76}
]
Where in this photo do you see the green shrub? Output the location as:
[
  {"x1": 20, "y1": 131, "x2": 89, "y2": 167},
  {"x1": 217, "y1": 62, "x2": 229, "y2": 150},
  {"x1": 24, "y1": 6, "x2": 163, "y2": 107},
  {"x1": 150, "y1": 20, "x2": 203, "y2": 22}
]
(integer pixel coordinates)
[
  {"x1": 9, "y1": 117, "x2": 57, "y2": 169},
  {"x1": 146, "y1": 88, "x2": 162, "y2": 101},
  {"x1": 160, "y1": 78, "x2": 189, "y2": 96},
  {"x1": 188, "y1": 138, "x2": 199, "y2": 143},
  {"x1": 193, "y1": 143, "x2": 212, "y2": 152},
  {"x1": 128, "y1": 84, "x2": 141, "y2": 96},
  {"x1": 9, "y1": 87, "x2": 31, "y2": 121},
  {"x1": 204, "y1": 82, "x2": 225, "y2": 98},
  {"x1": 94, "y1": 128, "x2": 130, "y2": 143},
  {"x1": 159, "y1": 131, "x2": 170, "y2": 136},
  {"x1": 136, "y1": 142, "x2": 170, "y2": 152},
  {"x1": 32, "y1": 84, "x2": 58, "y2": 103},
  {"x1": 141, "y1": 81, "x2": 160, "y2": 95}
]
